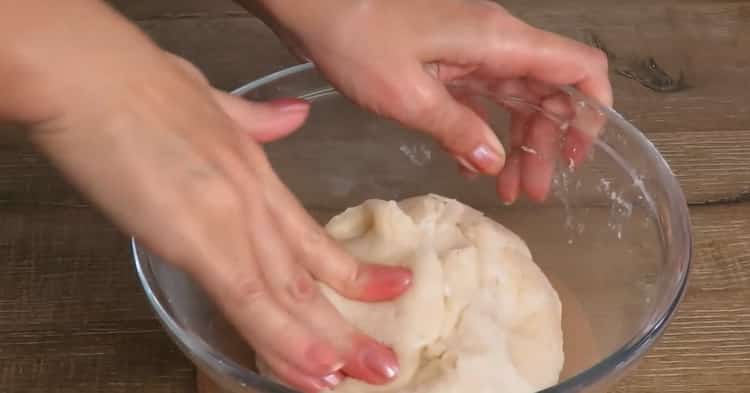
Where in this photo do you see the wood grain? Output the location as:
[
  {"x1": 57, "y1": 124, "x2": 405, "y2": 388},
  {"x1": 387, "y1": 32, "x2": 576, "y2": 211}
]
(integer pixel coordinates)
[
  {"x1": 2, "y1": 125, "x2": 748, "y2": 207},
  {"x1": 612, "y1": 204, "x2": 750, "y2": 393},
  {"x1": 2, "y1": 203, "x2": 749, "y2": 392},
  {"x1": 105, "y1": 0, "x2": 750, "y2": 134},
  {"x1": 2, "y1": 0, "x2": 750, "y2": 392}
]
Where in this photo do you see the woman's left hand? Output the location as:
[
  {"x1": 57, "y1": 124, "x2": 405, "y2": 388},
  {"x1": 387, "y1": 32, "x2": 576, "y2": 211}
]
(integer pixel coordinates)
[{"x1": 239, "y1": 0, "x2": 612, "y2": 204}]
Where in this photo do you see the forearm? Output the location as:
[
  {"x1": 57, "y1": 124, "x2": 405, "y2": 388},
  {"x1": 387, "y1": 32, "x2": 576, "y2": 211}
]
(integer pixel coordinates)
[{"x1": 0, "y1": 0, "x2": 164, "y2": 126}]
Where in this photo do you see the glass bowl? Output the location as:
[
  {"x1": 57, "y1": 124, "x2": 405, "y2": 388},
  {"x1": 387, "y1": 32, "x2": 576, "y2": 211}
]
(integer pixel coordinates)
[{"x1": 132, "y1": 63, "x2": 691, "y2": 393}]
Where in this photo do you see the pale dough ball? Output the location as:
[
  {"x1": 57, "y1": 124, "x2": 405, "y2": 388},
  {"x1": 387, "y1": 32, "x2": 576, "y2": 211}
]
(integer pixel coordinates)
[{"x1": 265, "y1": 194, "x2": 564, "y2": 393}]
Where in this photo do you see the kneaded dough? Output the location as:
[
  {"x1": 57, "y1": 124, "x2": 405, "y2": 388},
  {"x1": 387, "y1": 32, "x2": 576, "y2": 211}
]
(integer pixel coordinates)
[{"x1": 267, "y1": 194, "x2": 563, "y2": 393}]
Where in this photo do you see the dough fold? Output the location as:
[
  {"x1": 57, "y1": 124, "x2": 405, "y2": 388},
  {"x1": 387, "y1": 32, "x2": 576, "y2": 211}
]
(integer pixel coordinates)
[{"x1": 267, "y1": 194, "x2": 563, "y2": 393}]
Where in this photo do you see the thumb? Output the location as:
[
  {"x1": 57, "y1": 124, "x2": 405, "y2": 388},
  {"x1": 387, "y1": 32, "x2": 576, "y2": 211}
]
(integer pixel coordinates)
[
  {"x1": 213, "y1": 90, "x2": 310, "y2": 143},
  {"x1": 394, "y1": 68, "x2": 505, "y2": 175}
]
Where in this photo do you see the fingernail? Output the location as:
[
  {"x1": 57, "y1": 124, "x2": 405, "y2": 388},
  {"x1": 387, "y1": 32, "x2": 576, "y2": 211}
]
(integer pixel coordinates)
[
  {"x1": 360, "y1": 265, "x2": 412, "y2": 301},
  {"x1": 270, "y1": 98, "x2": 309, "y2": 112},
  {"x1": 308, "y1": 379, "x2": 328, "y2": 393},
  {"x1": 470, "y1": 144, "x2": 502, "y2": 172},
  {"x1": 321, "y1": 372, "x2": 343, "y2": 388},
  {"x1": 362, "y1": 345, "x2": 399, "y2": 380}
]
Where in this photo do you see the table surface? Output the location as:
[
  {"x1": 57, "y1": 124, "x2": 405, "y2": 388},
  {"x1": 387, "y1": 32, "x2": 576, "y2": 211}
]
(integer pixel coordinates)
[{"x1": 2, "y1": 0, "x2": 749, "y2": 392}]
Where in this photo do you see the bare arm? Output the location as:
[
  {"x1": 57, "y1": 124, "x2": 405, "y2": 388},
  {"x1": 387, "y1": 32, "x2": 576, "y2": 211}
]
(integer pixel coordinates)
[
  {"x1": 232, "y1": 0, "x2": 612, "y2": 204},
  {"x1": 0, "y1": 3, "x2": 410, "y2": 393}
]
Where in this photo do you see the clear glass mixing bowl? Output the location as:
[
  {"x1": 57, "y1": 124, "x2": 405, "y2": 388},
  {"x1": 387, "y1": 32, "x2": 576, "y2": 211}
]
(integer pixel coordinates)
[{"x1": 132, "y1": 63, "x2": 691, "y2": 393}]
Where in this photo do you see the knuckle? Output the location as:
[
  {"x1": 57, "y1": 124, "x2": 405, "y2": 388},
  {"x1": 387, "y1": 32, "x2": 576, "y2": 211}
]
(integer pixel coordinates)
[
  {"x1": 301, "y1": 341, "x2": 344, "y2": 376},
  {"x1": 480, "y1": 2, "x2": 511, "y2": 25},
  {"x1": 411, "y1": 86, "x2": 442, "y2": 118},
  {"x1": 168, "y1": 54, "x2": 209, "y2": 85},
  {"x1": 230, "y1": 274, "x2": 267, "y2": 305},
  {"x1": 590, "y1": 48, "x2": 609, "y2": 71},
  {"x1": 476, "y1": 2, "x2": 516, "y2": 36},
  {"x1": 206, "y1": 184, "x2": 243, "y2": 213},
  {"x1": 283, "y1": 272, "x2": 320, "y2": 304}
]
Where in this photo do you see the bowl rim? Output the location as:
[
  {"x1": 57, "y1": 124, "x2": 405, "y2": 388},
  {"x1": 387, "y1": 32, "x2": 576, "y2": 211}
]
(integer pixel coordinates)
[{"x1": 132, "y1": 62, "x2": 693, "y2": 393}]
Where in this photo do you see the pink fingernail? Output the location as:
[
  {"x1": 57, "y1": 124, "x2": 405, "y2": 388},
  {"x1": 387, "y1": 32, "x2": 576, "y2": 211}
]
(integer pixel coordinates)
[
  {"x1": 470, "y1": 144, "x2": 502, "y2": 172},
  {"x1": 270, "y1": 98, "x2": 309, "y2": 112},
  {"x1": 321, "y1": 372, "x2": 343, "y2": 388},
  {"x1": 363, "y1": 345, "x2": 399, "y2": 380},
  {"x1": 360, "y1": 265, "x2": 412, "y2": 301}
]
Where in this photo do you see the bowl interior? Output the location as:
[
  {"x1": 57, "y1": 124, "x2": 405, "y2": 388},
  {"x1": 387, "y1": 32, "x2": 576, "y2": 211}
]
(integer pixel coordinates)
[{"x1": 133, "y1": 64, "x2": 691, "y2": 393}]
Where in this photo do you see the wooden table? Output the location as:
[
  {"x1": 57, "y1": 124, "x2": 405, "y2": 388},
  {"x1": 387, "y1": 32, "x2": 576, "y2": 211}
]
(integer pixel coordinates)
[{"x1": 2, "y1": 0, "x2": 749, "y2": 392}]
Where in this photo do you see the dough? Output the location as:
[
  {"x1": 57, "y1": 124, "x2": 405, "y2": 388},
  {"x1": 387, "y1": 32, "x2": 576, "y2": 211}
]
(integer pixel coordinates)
[{"x1": 265, "y1": 194, "x2": 564, "y2": 393}]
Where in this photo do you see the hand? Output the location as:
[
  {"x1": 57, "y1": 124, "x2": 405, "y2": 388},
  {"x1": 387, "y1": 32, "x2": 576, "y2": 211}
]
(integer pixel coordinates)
[
  {"x1": 241, "y1": 0, "x2": 612, "y2": 204},
  {"x1": 4, "y1": 3, "x2": 411, "y2": 391}
]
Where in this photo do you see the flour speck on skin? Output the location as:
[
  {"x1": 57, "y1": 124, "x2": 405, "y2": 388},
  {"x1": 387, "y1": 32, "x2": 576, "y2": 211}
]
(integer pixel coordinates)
[{"x1": 520, "y1": 145, "x2": 537, "y2": 155}]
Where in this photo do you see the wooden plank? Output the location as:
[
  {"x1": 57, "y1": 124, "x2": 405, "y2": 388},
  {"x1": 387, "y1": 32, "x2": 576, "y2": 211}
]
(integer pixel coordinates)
[
  {"x1": 2, "y1": 2, "x2": 749, "y2": 391},
  {"x1": 0, "y1": 200, "x2": 748, "y2": 392},
  {"x1": 612, "y1": 203, "x2": 750, "y2": 393},
  {"x1": 106, "y1": 0, "x2": 246, "y2": 20},
  {"x1": 3, "y1": 1, "x2": 749, "y2": 206},
  {"x1": 649, "y1": 130, "x2": 750, "y2": 204},
  {"x1": 0, "y1": 324, "x2": 195, "y2": 393},
  {"x1": 0, "y1": 204, "x2": 196, "y2": 392},
  {"x1": 2, "y1": 125, "x2": 748, "y2": 207},
  {"x1": 103, "y1": 1, "x2": 750, "y2": 134}
]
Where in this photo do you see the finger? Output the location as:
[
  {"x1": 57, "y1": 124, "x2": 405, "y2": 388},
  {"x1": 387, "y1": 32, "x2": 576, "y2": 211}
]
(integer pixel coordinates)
[
  {"x1": 497, "y1": 150, "x2": 521, "y2": 204},
  {"x1": 492, "y1": 79, "x2": 541, "y2": 109},
  {"x1": 496, "y1": 110, "x2": 529, "y2": 203},
  {"x1": 163, "y1": 52, "x2": 311, "y2": 143},
  {"x1": 251, "y1": 193, "x2": 403, "y2": 384},
  {"x1": 564, "y1": 127, "x2": 593, "y2": 169},
  {"x1": 259, "y1": 256, "x2": 401, "y2": 385},
  {"x1": 520, "y1": 113, "x2": 562, "y2": 203},
  {"x1": 424, "y1": 62, "x2": 477, "y2": 83},
  {"x1": 341, "y1": 333, "x2": 400, "y2": 384},
  {"x1": 525, "y1": 78, "x2": 559, "y2": 99},
  {"x1": 449, "y1": 90, "x2": 492, "y2": 174},
  {"x1": 196, "y1": 248, "x2": 344, "y2": 379},
  {"x1": 393, "y1": 68, "x2": 505, "y2": 175},
  {"x1": 262, "y1": 351, "x2": 344, "y2": 393},
  {"x1": 255, "y1": 173, "x2": 413, "y2": 303},
  {"x1": 563, "y1": 99, "x2": 607, "y2": 169},
  {"x1": 450, "y1": 88, "x2": 488, "y2": 122},
  {"x1": 212, "y1": 91, "x2": 310, "y2": 142},
  {"x1": 295, "y1": 222, "x2": 412, "y2": 302}
]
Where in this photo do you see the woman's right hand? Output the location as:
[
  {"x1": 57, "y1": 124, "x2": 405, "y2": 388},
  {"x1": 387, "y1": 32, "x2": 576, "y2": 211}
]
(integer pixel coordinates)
[{"x1": 2, "y1": 2, "x2": 411, "y2": 392}]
